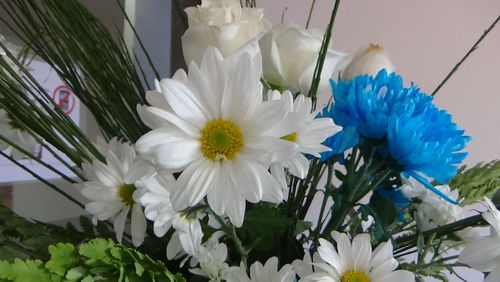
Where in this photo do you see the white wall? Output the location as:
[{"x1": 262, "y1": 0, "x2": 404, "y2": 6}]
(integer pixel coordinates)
[{"x1": 261, "y1": 0, "x2": 500, "y2": 167}]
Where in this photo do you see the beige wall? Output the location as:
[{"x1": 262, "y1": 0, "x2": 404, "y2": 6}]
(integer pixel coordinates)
[{"x1": 261, "y1": 0, "x2": 500, "y2": 167}]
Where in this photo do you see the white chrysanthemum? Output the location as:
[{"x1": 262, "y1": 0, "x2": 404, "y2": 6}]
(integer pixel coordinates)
[
  {"x1": 401, "y1": 176, "x2": 462, "y2": 231},
  {"x1": 80, "y1": 138, "x2": 149, "y2": 247},
  {"x1": 138, "y1": 172, "x2": 203, "y2": 259},
  {"x1": 0, "y1": 108, "x2": 39, "y2": 159},
  {"x1": 302, "y1": 232, "x2": 414, "y2": 282},
  {"x1": 400, "y1": 176, "x2": 479, "y2": 241},
  {"x1": 226, "y1": 256, "x2": 295, "y2": 282},
  {"x1": 268, "y1": 90, "x2": 340, "y2": 180},
  {"x1": 459, "y1": 197, "x2": 500, "y2": 282},
  {"x1": 190, "y1": 231, "x2": 230, "y2": 281},
  {"x1": 136, "y1": 47, "x2": 298, "y2": 227}
]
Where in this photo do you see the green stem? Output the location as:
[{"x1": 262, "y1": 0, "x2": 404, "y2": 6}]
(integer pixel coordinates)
[
  {"x1": 0, "y1": 134, "x2": 77, "y2": 184},
  {"x1": 305, "y1": 0, "x2": 317, "y2": 29},
  {"x1": 0, "y1": 150, "x2": 84, "y2": 209},
  {"x1": 213, "y1": 213, "x2": 248, "y2": 263},
  {"x1": 394, "y1": 214, "x2": 486, "y2": 252},
  {"x1": 313, "y1": 165, "x2": 334, "y2": 246},
  {"x1": 431, "y1": 15, "x2": 500, "y2": 96},
  {"x1": 307, "y1": 0, "x2": 341, "y2": 110}
]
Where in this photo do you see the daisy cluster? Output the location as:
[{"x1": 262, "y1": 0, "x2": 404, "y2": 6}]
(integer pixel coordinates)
[{"x1": 74, "y1": 0, "x2": 478, "y2": 281}]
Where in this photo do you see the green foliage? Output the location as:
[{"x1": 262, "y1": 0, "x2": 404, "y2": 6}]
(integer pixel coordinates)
[
  {"x1": 402, "y1": 262, "x2": 450, "y2": 282},
  {"x1": 1, "y1": 0, "x2": 151, "y2": 143},
  {"x1": 0, "y1": 239, "x2": 185, "y2": 282},
  {"x1": 448, "y1": 160, "x2": 500, "y2": 205},
  {"x1": 0, "y1": 258, "x2": 54, "y2": 282},
  {"x1": 0, "y1": 204, "x2": 115, "y2": 261},
  {"x1": 237, "y1": 203, "x2": 307, "y2": 264}
]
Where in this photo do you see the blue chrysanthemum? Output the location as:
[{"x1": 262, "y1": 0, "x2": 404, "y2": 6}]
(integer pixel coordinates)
[
  {"x1": 331, "y1": 70, "x2": 432, "y2": 139},
  {"x1": 329, "y1": 69, "x2": 471, "y2": 203},
  {"x1": 317, "y1": 104, "x2": 360, "y2": 161}
]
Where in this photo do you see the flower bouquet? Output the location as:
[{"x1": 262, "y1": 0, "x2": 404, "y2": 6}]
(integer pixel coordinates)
[{"x1": 0, "y1": 0, "x2": 499, "y2": 281}]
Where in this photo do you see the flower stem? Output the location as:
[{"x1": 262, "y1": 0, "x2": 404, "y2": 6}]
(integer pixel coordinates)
[
  {"x1": 213, "y1": 213, "x2": 248, "y2": 263},
  {"x1": 0, "y1": 150, "x2": 84, "y2": 209},
  {"x1": 305, "y1": 0, "x2": 317, "y2": 29},
  {"x1": 394, "y1": 214, "x2": 486, "y2": 253},
  {"x1": 431, "y1": 15, "x2": 500, "y2": 96},
  {"x1": 307, "y1": 0, "x2": 342, "y2": 110}
]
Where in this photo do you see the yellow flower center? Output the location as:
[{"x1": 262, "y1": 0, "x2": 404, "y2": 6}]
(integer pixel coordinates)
[
  {"x1": 281, "y1": 132, "x2": 298, "y2": 143},
  {"x1": 341, "y1": 270, "x2": 371, "y2": 282},
  {"x1": 118, "y1": 184, "x2": 136, "y2": 206},
  {"x1": 200, "y1": 119, "x2": 243, "y2": 161}
]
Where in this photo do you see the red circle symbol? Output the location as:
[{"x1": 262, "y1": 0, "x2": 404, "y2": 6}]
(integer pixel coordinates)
[{"x1": 51, "y1": 85, "x2": 75, "y2": 115}]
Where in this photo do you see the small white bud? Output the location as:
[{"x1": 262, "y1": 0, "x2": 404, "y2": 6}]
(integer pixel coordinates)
[{"x1": 341, "y1": 43, "x2": 395, "y2": 80}]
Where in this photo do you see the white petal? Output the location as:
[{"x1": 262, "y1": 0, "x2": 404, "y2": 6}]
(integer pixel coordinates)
[
  {"x1": 86, "y1": 201, "x2": 122, "y2": 221},
  {"x1": 81, "y1": 185, "x2": 117, "y2": 201},
  {"x1": 167, "y1": 231, "x2": 183, "y2": 260},
  {"x1": 331, "y1": 231, "x2": 353, "y2": 271},
  {"x1": 244, "y1": 99, "x2": 289, "y2": 135},
  {"x1": 370, "y1": 241, "x2": 398, "y2": 276},
  {"x1": 93, "y1": 160, "x2": 122, "y2": 187},
  {"x1": 131, "y1": 204, "x2": 147, "y2": 246},
  {"x1": 244, "y1": 135, "x2": 299, "y2": 164},
  {"x1": 207, "y1": 164, "x2": 231, "y2": 215},
  {"x1": 224, "y1": 188, "x2": 246, "y2": 227},
  {"x1": 229, "y1": 159, "x2": 262, "y2": 203},
  {"x1": 317, "y1": 238, "x2": 344, "y2": 275},
  {"x1": 221, "y1": 52, "x2": 262, "y2": 121},
  {"x1": 160, "y1": 78, "x2": 211, "y2": 125},
  {"x1": 145, "y1": 107, "x2": 201, "y2": 137},
  {"x1": 459, "y1": 237, "x2": 500, "y2": 271},
  {"x1": 113, "y1": 206, "x2": 130, "y2": 243},
  {"x1": 173, "y1": 159, "x2": 219, "y2": 210},
  {"x1": 154, "y1": 140, "x2": 201, "y2": 169},
  {"x1": 375, "y1": 270, "x2": 415, "y2": 282},
  {"x1": 351, "y1": 234, "x2": 372, "y2": 272},
  {"x1": 285, "y1": 153, "x2": 310, "y2": 179}
]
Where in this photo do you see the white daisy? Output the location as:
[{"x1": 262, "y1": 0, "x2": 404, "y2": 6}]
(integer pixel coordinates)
[
  {"x1": 268, "y1": 90, "x2": 340, "y2": 181},
  {"x1": 301, "y1": 232, "x2": 415, "y2": 282},
  {"x1": 138, "y1": 172, "x2": 204, "y2": 259},
  {"x1": 459, "y1": 197, "x2": 500, "y2": 282},
  {"x1": 226, "y1": 256, "x2": 295, "y2": 282},
  {"x1": 80, "y1": 138, "x2": 149, "y2": 247},
  {"x1": 190, "y1": 231, "x2": 230, "y2": 281},
  {"x1": 0, "y1": 108, "x2": 39, "y2": 159},
  {"x1": 136, "y1": 47, "x2": 298, "y2": 227}
]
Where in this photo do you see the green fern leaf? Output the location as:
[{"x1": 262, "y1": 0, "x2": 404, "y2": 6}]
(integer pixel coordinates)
[{"x1": 448, "y1": 160, "x2": 500, "y2": 205}]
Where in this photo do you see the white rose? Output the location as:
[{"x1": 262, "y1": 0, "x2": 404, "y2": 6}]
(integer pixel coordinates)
[
  {"x1": 259, "y1": 24, "x2": 346, "y2": 95},
  {"x1": 182, "y1": 0, "x2": 270, "y2": 65},
  {"x1": 341, "y1": 43, "x2": 395, "y2": 80}
]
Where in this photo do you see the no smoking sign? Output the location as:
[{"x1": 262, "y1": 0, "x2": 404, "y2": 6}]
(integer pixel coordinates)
[{"x1": 51, "y1": 85, "x2": 76, "y2": 115}]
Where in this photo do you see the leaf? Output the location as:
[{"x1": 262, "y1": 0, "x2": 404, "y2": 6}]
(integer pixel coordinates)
[
  {"x1": 79, "y1": 239, "x2": 116, "y2": 265},
  {"x1": 66, "y1": 266, "x2": 87, "y2": 280},
  {"x1": 368, "y1": 194, "x2": 397, "y2": 227},
  {"x1": 293, "y1": 220, "x2": 312, "y2": 236},
  {"x1": 448, "y1": 160, "x2": 500, "y2": 205},
  {"x1": 46, "y1": 243, "x2": 79, "y2": 276},
  {"x1": 0, "y1": 258, "x2": 52, "y2": 282}
]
